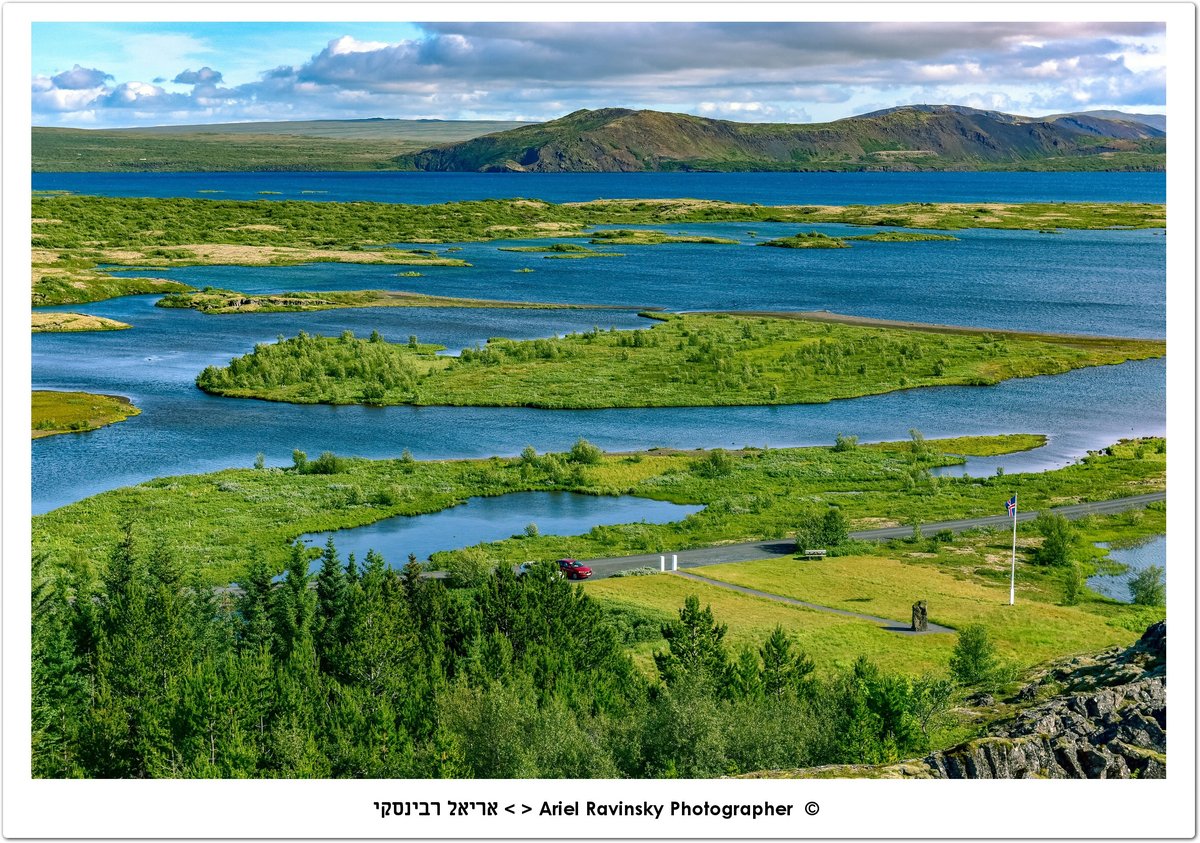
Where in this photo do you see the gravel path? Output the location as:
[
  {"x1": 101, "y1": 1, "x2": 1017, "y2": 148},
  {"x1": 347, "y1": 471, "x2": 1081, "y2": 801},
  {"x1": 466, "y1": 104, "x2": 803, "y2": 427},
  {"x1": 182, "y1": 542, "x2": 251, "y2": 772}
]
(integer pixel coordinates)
[{"x1": 670, "y1": 570, "x2": 954, "y2": 634}]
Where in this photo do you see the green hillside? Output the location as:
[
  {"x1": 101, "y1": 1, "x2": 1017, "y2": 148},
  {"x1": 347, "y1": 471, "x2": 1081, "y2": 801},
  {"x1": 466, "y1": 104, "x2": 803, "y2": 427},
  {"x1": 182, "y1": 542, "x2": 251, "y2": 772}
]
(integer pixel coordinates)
[{"x1": 403, "y1": 105, "x2": 1165, "y2": 173}]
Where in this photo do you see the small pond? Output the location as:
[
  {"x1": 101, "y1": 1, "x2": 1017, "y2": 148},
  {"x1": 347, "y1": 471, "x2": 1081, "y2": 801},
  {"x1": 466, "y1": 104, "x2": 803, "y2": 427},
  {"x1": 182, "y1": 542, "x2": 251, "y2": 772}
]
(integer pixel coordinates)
[
  {"x1": 299, "y1": 490, "x2": 702, "y2": 569},
  {"x1": 1088, "y1": 534, "x2": 1166, "y2": 603}
]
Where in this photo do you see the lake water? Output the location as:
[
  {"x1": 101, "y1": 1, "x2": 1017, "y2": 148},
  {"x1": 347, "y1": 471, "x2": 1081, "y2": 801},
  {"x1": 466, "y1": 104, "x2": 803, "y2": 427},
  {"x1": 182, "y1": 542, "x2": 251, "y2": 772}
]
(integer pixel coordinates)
[
  {"x1": 299, "y1": 491, "x2": 702, "y2": 569},
  {"x1": 107, "y1": 222, "x2": 1165, "y2": 338},
  {"x1": 32, "y1": 173, "x2": 1166, "y2": 517},
  {"x1": 33, "y1": 170, "x2": 1165, "y2": 205},
  {"x1": 1088, "y1": 535, "x2": 1167, "y2": 603}
]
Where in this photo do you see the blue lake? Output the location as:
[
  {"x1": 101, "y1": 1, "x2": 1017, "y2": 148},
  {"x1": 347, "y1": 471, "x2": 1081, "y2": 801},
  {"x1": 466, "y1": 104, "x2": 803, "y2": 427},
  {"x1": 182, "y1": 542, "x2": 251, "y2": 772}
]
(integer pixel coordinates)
[
  {"x1": 31, "y1": 174, "x2": 1166, "y2": 516},
  {"x1": 33, "y1": 170, "x2": 1165, "y2": 205},
  {"x1": 107, "y1": 222, "x2": 1165, "y2": 339},
  {"x1": 299, "y1": 491, "x2": 702, "y2": 569},
  {"x1": 1089, "y1": 535, "x2": 1167, "y2": 604}
]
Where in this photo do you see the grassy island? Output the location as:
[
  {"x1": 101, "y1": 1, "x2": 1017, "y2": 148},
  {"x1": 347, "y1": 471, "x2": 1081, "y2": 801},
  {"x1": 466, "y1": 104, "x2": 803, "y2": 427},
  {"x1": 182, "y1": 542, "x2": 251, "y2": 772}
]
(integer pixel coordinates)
[
  {"x1": 759, "y1": 231, "x2": 850, "y2": 249},
  {"x1": 195, "y1": 312, "x2": 1165, "y2": 409},
  {"x1": 32, "y1": 312, "x2": 131, "y2": 332},
  {"x1": 157, "y1": 286, "x2": 650, "y2": 315},
  {"x1": 32, "y1": 390, "x2": 140, "y2": 438}
]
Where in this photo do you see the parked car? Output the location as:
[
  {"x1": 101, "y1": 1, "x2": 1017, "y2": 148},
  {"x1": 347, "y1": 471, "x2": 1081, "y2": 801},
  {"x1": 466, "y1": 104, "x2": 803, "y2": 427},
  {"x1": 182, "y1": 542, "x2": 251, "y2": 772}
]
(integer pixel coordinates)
[
  {"x1": 557, "y1": 558, "x2": 593, "y2": 580},
  {"x1": 515, "y1": 561, "x2": 538, "y2": 578}
]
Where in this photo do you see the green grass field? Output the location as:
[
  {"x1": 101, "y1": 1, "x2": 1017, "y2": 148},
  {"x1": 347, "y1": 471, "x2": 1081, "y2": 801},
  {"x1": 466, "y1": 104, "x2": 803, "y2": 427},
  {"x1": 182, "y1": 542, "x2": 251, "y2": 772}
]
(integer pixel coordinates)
[
  {"x1": 588, "y1": 575, "x2": 959, "y2": 676},
  {"x1": 32, "y1": 391, "x2": 140, "y2": 439},
  {"x1": 195, "y1": 312, "x2": 1165, "y2": 409},
  {"x1": 588, "y1": 502, "x2": 1164, "y2": 677}
]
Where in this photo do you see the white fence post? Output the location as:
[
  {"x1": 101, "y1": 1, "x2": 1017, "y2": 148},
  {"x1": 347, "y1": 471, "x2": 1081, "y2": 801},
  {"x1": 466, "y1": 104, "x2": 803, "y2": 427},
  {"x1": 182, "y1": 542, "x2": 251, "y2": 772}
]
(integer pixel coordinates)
[
  {"x1": 659, "y1": 555, "x2": 666, "y2": 572},
  {"x1": 672, "y1": 554, "x2": 678, "y2": 571}
]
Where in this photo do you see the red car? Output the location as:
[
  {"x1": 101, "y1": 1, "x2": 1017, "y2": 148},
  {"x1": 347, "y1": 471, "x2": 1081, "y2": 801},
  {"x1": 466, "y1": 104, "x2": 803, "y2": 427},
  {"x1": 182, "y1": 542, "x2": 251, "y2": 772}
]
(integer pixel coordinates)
[{"x1": 557, "y1": 558, "x2": 593, "y2": 580}]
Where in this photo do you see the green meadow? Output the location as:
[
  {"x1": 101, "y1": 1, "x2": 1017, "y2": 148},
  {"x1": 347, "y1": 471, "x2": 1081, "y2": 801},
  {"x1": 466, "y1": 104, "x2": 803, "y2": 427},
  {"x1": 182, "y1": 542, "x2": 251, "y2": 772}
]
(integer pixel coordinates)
[{"x1": 32, "y1": 435, "x2": 1165, "y2": 587}]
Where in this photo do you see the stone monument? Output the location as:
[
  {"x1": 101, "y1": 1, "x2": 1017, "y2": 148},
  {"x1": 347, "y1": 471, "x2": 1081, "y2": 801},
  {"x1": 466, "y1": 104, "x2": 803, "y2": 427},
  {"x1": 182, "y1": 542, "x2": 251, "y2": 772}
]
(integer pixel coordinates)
[{"x1": 911, "y1": 600, "x2": 928, "y2": 632}]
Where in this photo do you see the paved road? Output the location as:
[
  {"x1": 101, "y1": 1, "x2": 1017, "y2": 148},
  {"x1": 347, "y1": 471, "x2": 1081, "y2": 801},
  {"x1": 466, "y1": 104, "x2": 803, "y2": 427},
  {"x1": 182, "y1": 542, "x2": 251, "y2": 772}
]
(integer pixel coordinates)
[
  {"x1": 672, "y1": 571, "x2": 954, "y2": 634},
  {"x1": 579, "y1": 491, "x2": 1165, "y2": 579}
]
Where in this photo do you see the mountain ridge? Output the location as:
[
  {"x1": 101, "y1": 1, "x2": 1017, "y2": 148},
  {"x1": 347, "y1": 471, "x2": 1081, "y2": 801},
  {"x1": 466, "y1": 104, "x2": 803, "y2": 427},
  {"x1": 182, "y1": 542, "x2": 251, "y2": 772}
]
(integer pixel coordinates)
[{"x1": 401, "y1": 104, "x2": 1165, "y2": 173}]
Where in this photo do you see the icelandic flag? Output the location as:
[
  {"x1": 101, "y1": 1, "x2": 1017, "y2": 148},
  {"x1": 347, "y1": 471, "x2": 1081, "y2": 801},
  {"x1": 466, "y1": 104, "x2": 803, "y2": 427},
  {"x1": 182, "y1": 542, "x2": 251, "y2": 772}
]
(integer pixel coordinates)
[{"x1": 1006, "y1": 494, "x2": 1018, "y2": 516}]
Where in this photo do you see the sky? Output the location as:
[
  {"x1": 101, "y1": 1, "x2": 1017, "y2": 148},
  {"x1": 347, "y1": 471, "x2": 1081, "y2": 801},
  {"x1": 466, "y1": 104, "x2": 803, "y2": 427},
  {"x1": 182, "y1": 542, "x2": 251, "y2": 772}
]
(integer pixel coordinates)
[{"x1": 31, "y1": 21, "x2": 1167, "y2": 128}]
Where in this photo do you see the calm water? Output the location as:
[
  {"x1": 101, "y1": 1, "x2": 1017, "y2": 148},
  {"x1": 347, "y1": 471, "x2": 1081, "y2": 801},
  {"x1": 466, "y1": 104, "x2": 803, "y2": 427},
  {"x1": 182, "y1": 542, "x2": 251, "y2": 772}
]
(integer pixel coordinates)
[
  {"x1": 107, "y1": 223, "x2": 1166, "y2": 338},
  {"x1": 32, "y1": 285, "x2": 1165, "y2": 512},
  {"x1": 299, "y1": 492, "x2": 702, "y2": 568},
  {"x1": 1088, "y1": 535, "x2": 1167, "y2": 603},
  {"x1": 32, "y1": 174, "x2": 1166, "y2": 516},
  {"x1": 33, "y1": 170, "x2": 1165, "y2": 205}
]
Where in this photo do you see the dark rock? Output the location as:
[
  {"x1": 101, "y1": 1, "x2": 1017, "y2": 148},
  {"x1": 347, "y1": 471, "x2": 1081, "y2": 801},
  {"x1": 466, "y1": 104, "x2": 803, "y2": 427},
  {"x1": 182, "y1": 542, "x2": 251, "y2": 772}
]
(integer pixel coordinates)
[{"x1": 911, "y1": 600, "x2": 928, "y2": 632}]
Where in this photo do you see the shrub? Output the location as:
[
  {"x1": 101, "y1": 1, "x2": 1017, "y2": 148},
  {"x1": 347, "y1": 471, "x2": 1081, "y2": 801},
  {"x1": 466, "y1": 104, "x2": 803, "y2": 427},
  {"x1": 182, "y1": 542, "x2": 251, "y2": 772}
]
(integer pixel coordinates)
[
  {"x1": 568, "y1": 437, "x2": 603, "y2": 465},
  {"x1": 692, "y1": 449, "x2": 735, "y2": 478},
  {"x1": 445, "y1": 547, "x2": 492, "y2": 589},
  {"x1": 291, "y1": 449, "x2": 308, "y2": 471},
  {"x1": 1062, "y1": 561, "x2": 1084, "y2": 606},
  {"x1": 1129, "y1": 565, "x2": 1165, "y2": 607},
  {"x1": 309, "y1": 451, "x2": 349, "y2": 475},
  {"x1": 832, "y1": 433, "x2": 859, "y2": 452},
  {"x1": 1032, "y1": 512, "x2": 1076, "y2": 567},
  {"x1": 949, "y1": 624, "x2": 999, "y2": 687}
]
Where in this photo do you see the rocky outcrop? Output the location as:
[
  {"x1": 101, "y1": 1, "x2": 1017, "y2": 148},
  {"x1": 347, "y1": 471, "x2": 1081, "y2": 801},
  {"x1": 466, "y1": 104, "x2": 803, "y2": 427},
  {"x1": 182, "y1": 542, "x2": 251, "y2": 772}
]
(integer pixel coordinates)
[
  {"x1": 745, "y1": 622, "x2": 1165, "y2": 779},
  {"x1": 924, "y1": 621, "x2": 1165, "y2": 779}
]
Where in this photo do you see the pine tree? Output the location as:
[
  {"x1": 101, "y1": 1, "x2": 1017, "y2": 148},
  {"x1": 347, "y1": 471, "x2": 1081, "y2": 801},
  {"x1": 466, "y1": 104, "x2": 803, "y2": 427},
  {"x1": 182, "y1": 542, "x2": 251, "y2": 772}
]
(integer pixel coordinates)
[{"x1": 654, "y1": 595, "x2": 729, "y2": 688}]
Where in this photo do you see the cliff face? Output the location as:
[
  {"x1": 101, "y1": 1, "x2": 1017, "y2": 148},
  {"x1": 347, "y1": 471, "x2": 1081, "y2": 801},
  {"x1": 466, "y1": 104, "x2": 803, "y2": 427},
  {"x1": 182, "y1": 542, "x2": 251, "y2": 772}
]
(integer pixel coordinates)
[{"x1": 747, "y1": 622, "x2": 1166, "y2": 780}]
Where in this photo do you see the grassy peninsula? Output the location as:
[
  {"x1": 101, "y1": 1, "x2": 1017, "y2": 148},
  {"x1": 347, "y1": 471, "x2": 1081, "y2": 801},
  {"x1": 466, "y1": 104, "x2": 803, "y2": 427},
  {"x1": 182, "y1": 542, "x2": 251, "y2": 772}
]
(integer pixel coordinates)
[
  {"x1": 195, "y1": 312, "x2": 1165, "y2": 409},
  {"x1": 31, "y1": 194, "x2": 1164, "y2": 305},
  {"x1": 32, "y1": 312, "x2": 130, "y2": 332},
  {"x1": 157, "y1": 287, "x2": 649, "y2": 315},
  {"x1": 32, "y1": 390, "x2": 140, "y2": 438}
]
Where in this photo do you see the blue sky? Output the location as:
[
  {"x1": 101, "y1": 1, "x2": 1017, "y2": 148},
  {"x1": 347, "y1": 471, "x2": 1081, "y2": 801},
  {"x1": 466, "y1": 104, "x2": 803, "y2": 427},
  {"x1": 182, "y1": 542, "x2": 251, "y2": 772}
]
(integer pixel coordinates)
[{"x1": 32, "y1": 21, "x2": 1167, "y2": 128}]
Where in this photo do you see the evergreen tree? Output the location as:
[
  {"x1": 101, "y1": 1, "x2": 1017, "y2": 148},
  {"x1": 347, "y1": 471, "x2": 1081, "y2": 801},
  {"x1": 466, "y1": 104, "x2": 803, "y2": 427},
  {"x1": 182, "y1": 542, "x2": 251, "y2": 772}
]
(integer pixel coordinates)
[{"x1": 654, "y1": 595, "x2": 729, "y2": 689}]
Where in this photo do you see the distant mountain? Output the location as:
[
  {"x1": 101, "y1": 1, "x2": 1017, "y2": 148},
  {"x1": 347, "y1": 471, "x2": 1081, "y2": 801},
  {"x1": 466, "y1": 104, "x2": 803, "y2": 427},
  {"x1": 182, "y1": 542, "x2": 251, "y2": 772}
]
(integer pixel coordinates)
[
  {"x1": 401, "y1": 104, "x2": 1165, "y2": 173},
  {"x1": 1041, "y1": 110, "x2": 1166, "y2": 133}
]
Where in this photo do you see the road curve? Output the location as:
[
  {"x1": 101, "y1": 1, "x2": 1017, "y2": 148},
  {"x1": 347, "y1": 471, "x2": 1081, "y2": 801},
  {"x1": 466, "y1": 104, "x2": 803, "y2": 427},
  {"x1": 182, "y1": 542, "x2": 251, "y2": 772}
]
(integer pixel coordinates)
[{"x1": 579, "y1": 490, "x2": 1165, "y2": 579}]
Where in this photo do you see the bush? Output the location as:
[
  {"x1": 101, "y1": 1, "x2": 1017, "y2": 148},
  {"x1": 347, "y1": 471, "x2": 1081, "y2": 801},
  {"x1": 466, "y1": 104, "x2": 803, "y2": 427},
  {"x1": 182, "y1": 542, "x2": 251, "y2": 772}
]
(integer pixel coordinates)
[
  {"x1": 832, "y1": 433, "x2": 859, "y2": 452},
  {"x1": 1032, "y1": 512, "x2": 1076, "y2": 567},
  {"x1": 291, "y1": 449, "x2": 308, "y2": 471},
  {"x1": 1129, "y1": 565, "x2": 1165, "y2": 607},
  {"x1": 691, "y1": 449, "x2": 735, "y2": 478},
  {"x1": 1062, "y1": 561, "x2": 1084, "y2": 606},
  {"x1": 568, "y1": 437, "x2": 603, "y2": 465},
  {"x1": 949, "y1": 624, "x2": 999, "y2": 687},
  {"x1": 444, "y1": 547, "x2": 492, "y2": 589},
  {"x1": 308, "y1": 451, "x2": 349, "y2": 475}
]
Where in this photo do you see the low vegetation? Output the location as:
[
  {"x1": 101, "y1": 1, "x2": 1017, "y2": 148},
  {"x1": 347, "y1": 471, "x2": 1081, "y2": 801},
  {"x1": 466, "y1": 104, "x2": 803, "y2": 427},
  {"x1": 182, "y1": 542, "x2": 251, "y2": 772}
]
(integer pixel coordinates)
[
  {"x1": 194, "y1": 313, "x2": 1165, "y2": 409},
  {"x1": 32, "y1": 391, "x2": 140, "y2": 439},
  {"x1": 33, "y1": 435, "x2": 1165, "y2": 587},
  {"x1": 844, "y1": 232, "x2": 960, "y2": 242},
  {"x1": 759, "y1": 231, "x2": 850, "y2": 249},
  {"x1": 156, "y1": 286, "x2": 643, "y2": 315},
  {"x1": 32, "y1": 312, "x2": 130, "y2": 332},
  {"x1": 587, "y1": 229, "x2": 740, "y2": 245},
  {"x1": 30, "y1": 194, "x2": 1165, "y2": 305}
]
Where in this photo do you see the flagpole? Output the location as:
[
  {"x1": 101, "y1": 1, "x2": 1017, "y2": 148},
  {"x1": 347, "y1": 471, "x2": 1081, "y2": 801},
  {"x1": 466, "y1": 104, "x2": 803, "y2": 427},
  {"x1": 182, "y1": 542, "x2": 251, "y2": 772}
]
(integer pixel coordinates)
[{"x1": 1009, "y1": 501, "x2": 1016, "y2": 606}]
